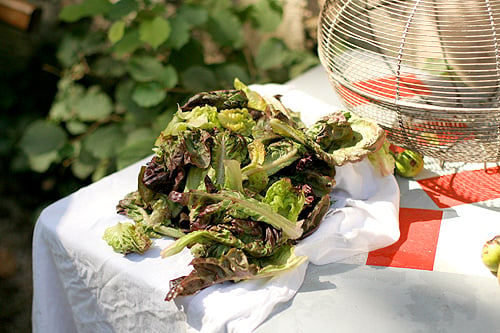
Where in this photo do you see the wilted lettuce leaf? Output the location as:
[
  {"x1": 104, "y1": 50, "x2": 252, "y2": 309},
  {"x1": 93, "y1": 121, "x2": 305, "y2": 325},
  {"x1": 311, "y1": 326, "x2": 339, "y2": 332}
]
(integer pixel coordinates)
[
  {"x1": 270, "y1": 112, "x2": 386, "y2": 166},
  {"x1": 241, "y1": 140, "x2": 302, "y2": 184},
  {"x1": 367, "y1": 140, "x2": 395, "y2": 177},
  {"x1": 144, "y1": 129, "x2": 212, "y2": 194},
  {"x1": 181, "y1": 89, "x2": 248, "y2": 111},
  {"x1": 306, "y1": 112, "x2": 352, "y2": 151},
  {"x1": 299, "y1": 193, "x2": 331, "y2": 238},
  {"x1": 281, "y1": 155, "x2": 336, "y2": 198}
]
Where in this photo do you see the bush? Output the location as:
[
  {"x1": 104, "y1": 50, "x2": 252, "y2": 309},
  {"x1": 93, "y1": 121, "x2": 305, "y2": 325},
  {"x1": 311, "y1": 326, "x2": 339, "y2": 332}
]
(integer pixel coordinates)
[{"x1": 19, "y1": 0, "x2": 319, "y2": 183}]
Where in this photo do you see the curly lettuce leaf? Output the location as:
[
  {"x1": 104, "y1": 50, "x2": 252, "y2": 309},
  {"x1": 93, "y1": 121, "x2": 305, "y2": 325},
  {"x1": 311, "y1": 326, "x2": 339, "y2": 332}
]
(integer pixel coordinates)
[
  {"x1": 263, "y1": 178, "x2": 305, "y2": 222},
  {"x1": 159, "y1": 105, "x2": 222, "y2": 138},
  {"x1": 103, "y1": 222, "x2": 152, "y2": 255},
  {"x1": 217, "y1": 108, "x2": 256, "y2": 136}
]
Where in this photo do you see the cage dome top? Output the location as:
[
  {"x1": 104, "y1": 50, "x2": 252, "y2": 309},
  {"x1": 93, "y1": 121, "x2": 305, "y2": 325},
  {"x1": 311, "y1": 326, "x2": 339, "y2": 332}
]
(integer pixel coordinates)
[{"x1": 318, "y1": 0, "x2": 500, "y2": 162}]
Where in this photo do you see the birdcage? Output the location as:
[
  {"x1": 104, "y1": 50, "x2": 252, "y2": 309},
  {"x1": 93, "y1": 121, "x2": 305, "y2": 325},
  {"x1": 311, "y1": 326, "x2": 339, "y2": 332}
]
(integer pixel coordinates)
[{"x1": 318, "y1": 0, "x2": 500, "y2": 162}]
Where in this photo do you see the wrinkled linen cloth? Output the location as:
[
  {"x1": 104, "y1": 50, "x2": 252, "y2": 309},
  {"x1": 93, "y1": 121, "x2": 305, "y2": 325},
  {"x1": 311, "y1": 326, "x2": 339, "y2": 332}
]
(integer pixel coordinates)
[{"x1": 32, "y1": 81, "x2": 400, "y2": 333}]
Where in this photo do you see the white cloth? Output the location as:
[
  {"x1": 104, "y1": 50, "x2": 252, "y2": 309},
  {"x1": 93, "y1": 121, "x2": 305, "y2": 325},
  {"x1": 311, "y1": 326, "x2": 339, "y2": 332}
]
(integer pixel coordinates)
[{"x1": 32, "y1": 81, "x2": 400, "y2": 333}]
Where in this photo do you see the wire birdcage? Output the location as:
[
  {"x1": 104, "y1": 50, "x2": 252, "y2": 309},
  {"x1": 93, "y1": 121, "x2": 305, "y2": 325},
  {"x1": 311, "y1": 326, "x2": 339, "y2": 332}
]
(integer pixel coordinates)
[{"x1": 318, "y1": 0, "x2": 500, "y2": 162}]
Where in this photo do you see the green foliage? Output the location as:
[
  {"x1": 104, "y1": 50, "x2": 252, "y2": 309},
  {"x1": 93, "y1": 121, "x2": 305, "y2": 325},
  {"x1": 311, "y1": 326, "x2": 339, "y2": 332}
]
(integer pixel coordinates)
[{"x1": 19, "y1": 0, "x2": 319, "y2": 182}]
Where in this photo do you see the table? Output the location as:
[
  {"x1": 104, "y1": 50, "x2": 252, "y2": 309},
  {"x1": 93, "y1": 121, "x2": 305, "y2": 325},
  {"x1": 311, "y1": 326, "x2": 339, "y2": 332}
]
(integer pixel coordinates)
[{"x1": 33, "y1": 65, "x2": 500, "y2": 333}]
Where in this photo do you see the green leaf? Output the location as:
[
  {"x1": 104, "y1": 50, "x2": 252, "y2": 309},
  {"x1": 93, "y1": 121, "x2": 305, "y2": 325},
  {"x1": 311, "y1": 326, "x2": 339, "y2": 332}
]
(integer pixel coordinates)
[
  {"x1": 287, "y1": 50, "x2": 320, "y2": 78},
  {"x1": 76, "y1": 87, "x2": 113, "y2": 121},
  {"x1": 139, "y1": 16, "x2": 171, "y2": 49},
  {"x1": 249, "y1": 0, "x2": 282, "y2": 32},
  {"x1": 20, "y1": 119, "x2": 67, "y2": 156},
  {"x1": 77, "y1": 144, "x2": 100, "y2": 165},
  {"x1": 49, "y1": 100, "x2": 71, "y2": 122},
  {"x1": 56, "y1": 32, "x2": 105, "y2": 67},
  {"x1": 59, "y1": 5, "x2": 83, "y2": 23},
  {"x1": 181, "y1": 66, "x2": 219, "y2": 92},
  {"x1": 113, "y1": 29, "x2": 142, "y2": 56},
  {"x1": 108, "y1": 20, "x2": 126, "y2": 44},
  {"x1": 157, "y1": 65, "x2": 178, "y2": 89},
  {"x1": 115, "y1": 80, "x2": 156, "y2": 124},
  {"x1": 127, "y1": 56, "x2": 164, "y2": 82},
  {"x1": 92, "y1": 56, "x2": 127, "y2": 77},
  {"x1": 177, "y1": 4, "x2": 208, "y2": 27},
  {"x1": 92, "y1": 158, "x2": 112, "y2": 181},
  {"x1": 126, "y1": 127, "x2": 156, "y2": 146},
  {"x1": 83, "y1": 124, "x2": 124, "y2": 159},
  {"x1": 66, "y1": 120, "x2": 88, "y2": 135},
  {"x1": 59, "y1": 0, "x2": 113, "y2": 23},
  {"x1": 153, "y1": 111, "x2": 175, "y2": 135},
  {"x1": 214, "y1": 63, "x2": 250, "y2": 88},
  {"x1": 132, "y1": 82, "x2": 167, "y2": 107},
  {"x1": 56, "y1": 35, "x2": 81, "y2": 68},
  {"x1": 80, "y1": 30, "x2": 106, "y2": 55},
  {"x1": 207, "y1": 9, "x2": 243, "y2": 48},
  {"x1": 49, "y1": 80, "x2": 86, "y2": 121},
  {"x1": 82, "y1": 0, "x2": 113, "y2": 15},
  {"x1": 28, "y1": 151, "x2": 60, "y2": 173},
  {"x1": 117, "y1": 128, "x2": 156, "y2": 169},
  {"x1": 201, "y1": 0, "x2": 232, "y2": 11},
  {"x1": 107, "y1": 0, "x2": 138, "y2": 21},
  {"x1": 169, "y1": 39, "x2": 205, "y2": 71},
  {"x1": 255, "y1": 37, "x2": 288, "y2": 70},
  {"x1": 165, "y1": 16, "x2": 191, "y2": 50},
  {"x1": 71, "y1": 159, "x2": 96, "y2": 179}
]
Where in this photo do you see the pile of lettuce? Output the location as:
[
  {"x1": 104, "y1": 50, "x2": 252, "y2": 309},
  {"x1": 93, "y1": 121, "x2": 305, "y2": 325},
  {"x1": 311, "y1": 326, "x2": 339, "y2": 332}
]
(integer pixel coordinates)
[{"x1": 103, "y1": 79, "x2": 392, "y2": 301}]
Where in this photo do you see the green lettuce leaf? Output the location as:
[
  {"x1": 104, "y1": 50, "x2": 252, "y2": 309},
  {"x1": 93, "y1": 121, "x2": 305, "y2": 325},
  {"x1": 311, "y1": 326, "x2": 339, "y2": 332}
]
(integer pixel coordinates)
[
  {"x1": 217, "y1": 108, "x2": 256, "y2": 136},
  {"x1": 263, "y1": 178, "x2": 305, "y2": 222},
  {"x1": 103, "y1": 222, "x2": 152, "y2": 255}
]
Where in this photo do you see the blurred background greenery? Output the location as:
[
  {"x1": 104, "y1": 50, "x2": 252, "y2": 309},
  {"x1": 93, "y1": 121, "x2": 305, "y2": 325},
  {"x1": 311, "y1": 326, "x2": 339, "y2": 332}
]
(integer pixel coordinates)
[{"x1": 0, "y1": 0, "x2": 323, "y2": 331}]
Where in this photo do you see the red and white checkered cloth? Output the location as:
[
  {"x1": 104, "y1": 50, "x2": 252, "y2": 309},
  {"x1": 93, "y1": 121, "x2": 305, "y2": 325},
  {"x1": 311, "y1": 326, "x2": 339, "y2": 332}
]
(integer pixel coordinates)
[{"x1": 361, "y1": 160, "x2": 500, "y2": 277}]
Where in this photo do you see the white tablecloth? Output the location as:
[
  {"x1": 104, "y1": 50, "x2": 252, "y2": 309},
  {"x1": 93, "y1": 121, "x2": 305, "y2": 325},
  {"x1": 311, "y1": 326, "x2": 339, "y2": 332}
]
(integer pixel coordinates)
[{"x1": 32, "y1": 66, "x2": 401, "y2": 333}]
